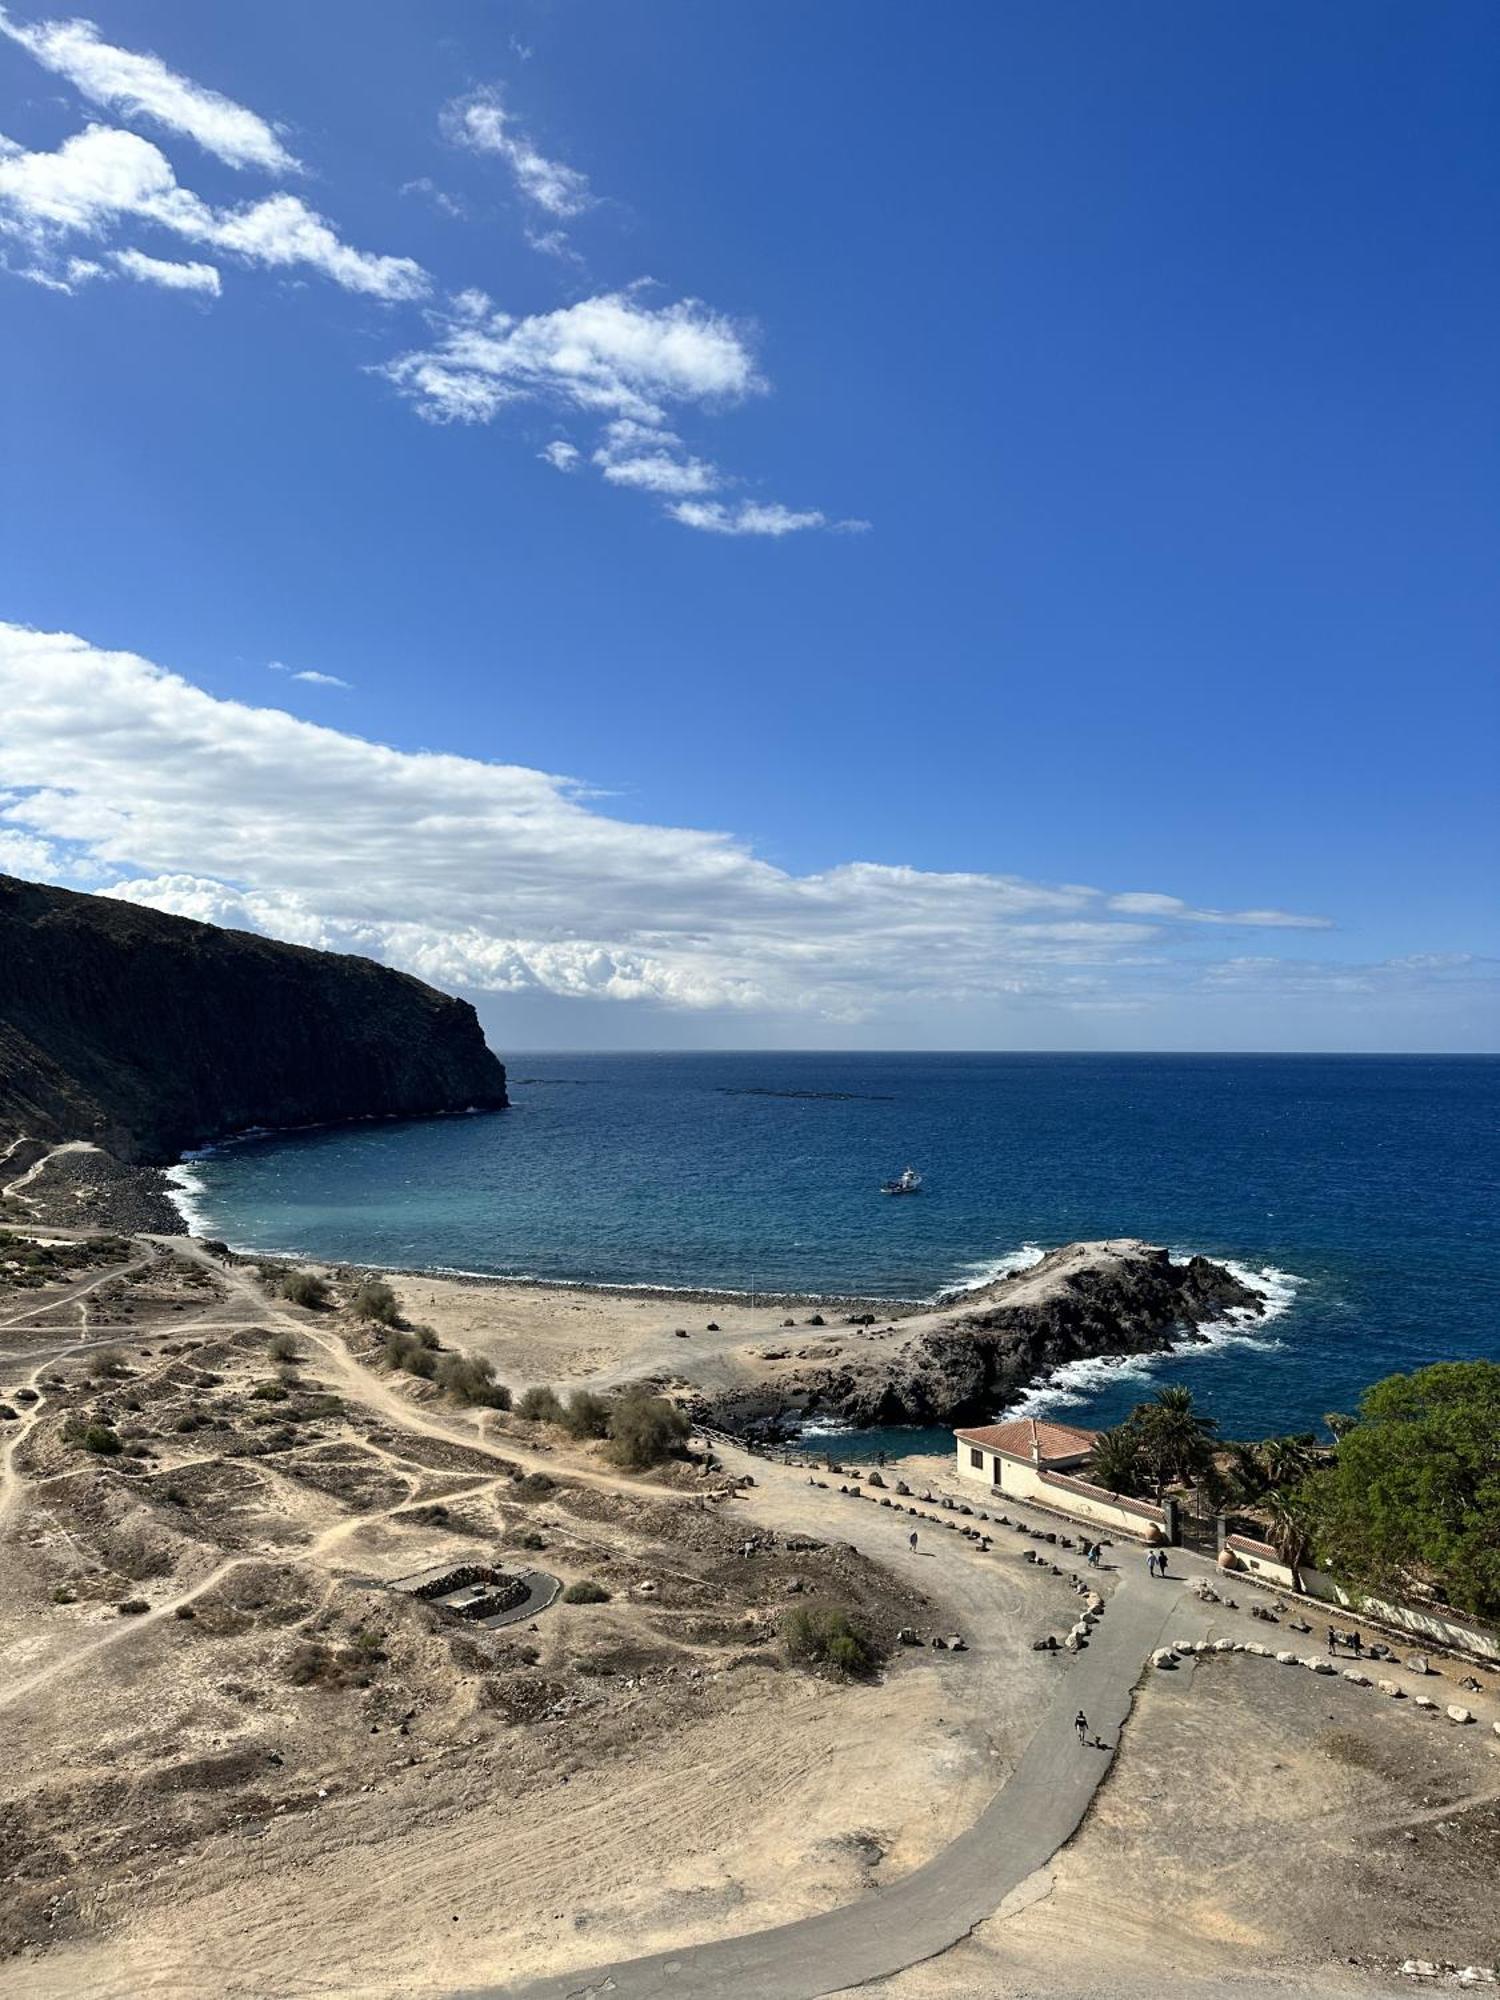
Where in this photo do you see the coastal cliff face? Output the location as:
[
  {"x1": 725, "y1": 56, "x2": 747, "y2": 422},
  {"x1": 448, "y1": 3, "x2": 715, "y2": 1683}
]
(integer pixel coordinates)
[
  {"x1": 0, "y1": 874, "x2": 508, "y2": 1164},
  {"x1": 702, "y1": 1240, "x2": 1263, "y2": 1433}
]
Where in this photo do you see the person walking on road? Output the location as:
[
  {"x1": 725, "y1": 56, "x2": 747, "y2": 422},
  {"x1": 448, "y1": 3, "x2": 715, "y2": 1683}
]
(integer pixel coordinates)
[
  {"x1": 1146, "y1": 1551, "x2": 1158, "y2": 1578},
  {"x1": 909, "y1": 1530, "x2": 918, "y2": 1553},
  {"x1": 1327, "y1": 1625, "x2": 1338, "y2": 1655},
  {"x1": 1075, "y1": 1711, "x2": 1088, "y2": 1744},
  {"x1": 1156, "y1": 1550, "x2": 1169, "y2": 1578}
]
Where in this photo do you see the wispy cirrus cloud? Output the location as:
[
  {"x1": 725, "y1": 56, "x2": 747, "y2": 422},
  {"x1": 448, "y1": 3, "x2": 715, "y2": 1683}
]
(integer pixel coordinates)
[
  {"x1": 0, "y1": 6, "x2": 299, "y2": 172},
  {"x1": 442, "y1": 86, "x2": 591, "y2": 219},
  {"x1": 0, "y1": 622, "x2": 1341, "y2": 1023}
]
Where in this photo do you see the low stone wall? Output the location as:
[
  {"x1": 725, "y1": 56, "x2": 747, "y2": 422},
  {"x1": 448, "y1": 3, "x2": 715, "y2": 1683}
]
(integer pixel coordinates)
[
  {"x1": 1298, "y1": 1570, "x2": 1500, "y2": 1664},
  {"x1": 1223, "y1": 1533, "x2": 1299, "y2": 1589},
  {"x1": 1003, "y1": 1458, "x2": 1167, "y2": 1540}
]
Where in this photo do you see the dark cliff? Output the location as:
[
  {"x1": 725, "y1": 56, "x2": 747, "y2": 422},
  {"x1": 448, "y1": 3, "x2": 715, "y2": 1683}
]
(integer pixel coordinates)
[{"x1": 0, "y1": 875, "x2": 508, "y2": 1164}]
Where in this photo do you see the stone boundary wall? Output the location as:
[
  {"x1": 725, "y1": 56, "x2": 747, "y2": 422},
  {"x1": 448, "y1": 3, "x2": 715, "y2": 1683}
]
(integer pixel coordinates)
[{"x1": 1218, "y1": 1534, "x2": 1500, "y2": 1664}]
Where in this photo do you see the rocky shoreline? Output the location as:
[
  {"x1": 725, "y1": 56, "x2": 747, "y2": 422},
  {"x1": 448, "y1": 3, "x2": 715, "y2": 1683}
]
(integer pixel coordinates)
[{"x1": 690, "y1": 1240, "x2": 1264, "y2": 1437}]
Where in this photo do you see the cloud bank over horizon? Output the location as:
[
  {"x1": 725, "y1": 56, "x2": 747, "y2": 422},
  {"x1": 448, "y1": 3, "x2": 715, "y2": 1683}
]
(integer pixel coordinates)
[{"x1": 1, "y1": 618, "x2": 1427, "y2": 1041}]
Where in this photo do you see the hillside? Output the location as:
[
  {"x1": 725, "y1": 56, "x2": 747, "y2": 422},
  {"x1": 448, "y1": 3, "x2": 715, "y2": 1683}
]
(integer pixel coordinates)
[{"x1": 0, "y1": 874, "x2": 508, "y2": 1163}]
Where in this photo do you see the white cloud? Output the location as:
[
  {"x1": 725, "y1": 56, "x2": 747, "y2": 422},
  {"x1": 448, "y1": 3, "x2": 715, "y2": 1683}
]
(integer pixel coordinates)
[
  {"x1": 0, "y1": 621, "x2": 1338, "y2": 1023},
  {"x1": 668, "y1": 499, "x2": 828, "y2": 537},
  {"x1": 443, "y1": 87, "x2": 590, "y2": 218},
  {"x1": 385, "y1": 289, "x2": 759, "y2": 428},
  {"x1": 270, "y1": 661, "x2": 350, "y2": 687},
  {"x1": 593, "y1": 419, "x2": 719, "y2": 495},
  {"x1": 111, "y1": 245, "x2": 219, "y2": 294},
  {"x1": 0, "y1": 7, "x2": 298, "y2": 172},
  {"x1": 400, "y1": 176, "x2": 467, "y2": 221},
  {"x1": 0, "y1": 124, "x2": 428, "y2": 300},
  {"x1": 524, "y1": 224, "x2": 582, "y2": 265},
  {"x1": 1108, "y1": 891, "x2": 1331, "y2": 930},
  {"x1": 539, "y1": 439, "x2": 580, "y2": 472}
]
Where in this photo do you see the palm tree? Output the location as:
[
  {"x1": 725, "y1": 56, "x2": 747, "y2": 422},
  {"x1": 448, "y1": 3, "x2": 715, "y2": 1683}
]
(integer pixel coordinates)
[
  {"x1": 1224, "y1": 1440, "x2": 1269, "y2": 1503},
  {"x1": 1259, "y1": 1434, "x2": 1317, "y2": 1490},
  {"x1": 1090, "y1": 1423, "x2": 1145, "y2": 1496},
  {"x1": 1264, "y1": 1490, "x2": 1312, "y2": 1592},
  {"x1": 1137, "y1": 1385, "x2": 1219, "y2": 1496}
]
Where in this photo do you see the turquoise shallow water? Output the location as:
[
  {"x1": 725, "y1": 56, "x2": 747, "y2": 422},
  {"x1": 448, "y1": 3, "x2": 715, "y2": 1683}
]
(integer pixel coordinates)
[{"x1": 172, "y1": 1052, "x2": 1499, "y2": 1449}]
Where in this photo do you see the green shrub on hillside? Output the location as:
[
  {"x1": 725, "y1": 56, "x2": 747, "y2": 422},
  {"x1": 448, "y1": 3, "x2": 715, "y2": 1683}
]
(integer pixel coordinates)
[
  {"x1": 561, "y1": 1389, "x2": 612, "y2": 1440},
  {"x1": 517, "y1": 1385, "x2": 565, "y2": 1424},
  {"x1": 351, "y1": 1276, "x2": 401, "y2": 1327},
  {"x1": 281, "y1": 1270, "x2": 329, "y2": 1310},
  {"x1": 606, "y1": 1388, "x2": 690, "y2": 1470},
  {"x1": 782, "y1": 1605, "x2": 875, "y2": 1678}
]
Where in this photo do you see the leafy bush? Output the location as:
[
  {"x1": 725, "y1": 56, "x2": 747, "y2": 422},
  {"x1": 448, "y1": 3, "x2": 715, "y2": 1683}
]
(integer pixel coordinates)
[
  {"x1": 606, "y1": 1389, "x2": 690, "y2": 1470},
  {"x1": 435, "y1": 1351, "x2": 512, "y2": 1409},
  {"x1": 117, "y1": 1598, "x2": 150, "y2": 1616},
  {"x1": 782, "y1": 1605, "x2": 876, "y2": 1678},
  {"x1": 96, "y1": 1347, "x2": 131, "y2": 1377},
  {"x1": 517, "y1": 1385, "x2": 565, "y2": 1424},
  {"x1": 267, "y1": 1331, "x2": 300, "y2": 1363},
  {"x1": 562, "y1": 1580, "x2": 610, "y2": 1604},
  {"x1": 251, "y1": 1381, "x2": 288, "y2": 1401},
  {"x1": 561, "y1": 1389, "x2": 612, "y2": 1440},
  {"x1": 383, "y1": 1330, "x2": 437, "y2": 1379},
  {"x1": 80, "y1": 1423, "x2": 123, "y2": 1455},
  {"x1": 351, "y1": 1276, "x2": 401, "y2": 1327},
  {"x1": 281, "y1": 1270, "x2": 329, "y2": 1310}
]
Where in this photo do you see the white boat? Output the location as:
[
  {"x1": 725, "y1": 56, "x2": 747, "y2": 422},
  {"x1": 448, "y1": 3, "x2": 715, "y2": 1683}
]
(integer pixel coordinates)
[{"x1": 881, "y1": 1165, "x2": 922, "y2": 1195}]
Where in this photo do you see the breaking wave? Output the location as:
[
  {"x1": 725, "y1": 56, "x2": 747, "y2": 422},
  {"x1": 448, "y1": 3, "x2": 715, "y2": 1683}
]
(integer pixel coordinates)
[{"x1": 1001, "y1": 1255, "x2": 1306, "y2": 1421}]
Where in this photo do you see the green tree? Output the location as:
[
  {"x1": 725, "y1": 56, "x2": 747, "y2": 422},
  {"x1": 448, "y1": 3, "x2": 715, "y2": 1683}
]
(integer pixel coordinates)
[{"x1": 1297, "y1": 1361, "x2": 1500, "y2": 1619}]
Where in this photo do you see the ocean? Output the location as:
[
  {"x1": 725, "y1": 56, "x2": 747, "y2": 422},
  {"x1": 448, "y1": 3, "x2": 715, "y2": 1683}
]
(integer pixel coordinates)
[{"x1": 169, "y1": 1052, "x2": 1499, "y2": 1453}]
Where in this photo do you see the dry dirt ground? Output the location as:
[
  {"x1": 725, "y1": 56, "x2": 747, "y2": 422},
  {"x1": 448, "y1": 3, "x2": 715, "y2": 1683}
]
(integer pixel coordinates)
[
  {"x1": 1, "y1": 1233, "x2": 1496, "y2": 1999},
  {"x1": 0, "y1": 1237, "x2": 1039, "y2": 1999}
]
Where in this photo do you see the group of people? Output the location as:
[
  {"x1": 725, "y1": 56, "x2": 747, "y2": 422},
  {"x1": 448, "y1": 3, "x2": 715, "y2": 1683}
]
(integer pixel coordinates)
[
  {"x1": 1327, "y1": 1623, "x2": 1365, "y2": 1657},
  {"x1": 1145, "y1": 1548, "x2": 1172, "y2": 1578}
]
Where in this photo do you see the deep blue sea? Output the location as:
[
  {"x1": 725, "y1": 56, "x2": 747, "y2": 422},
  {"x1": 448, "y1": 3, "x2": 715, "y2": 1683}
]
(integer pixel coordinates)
[{"x1": 171, "y1": 1053, "x2": 1499, "y2": 1451}]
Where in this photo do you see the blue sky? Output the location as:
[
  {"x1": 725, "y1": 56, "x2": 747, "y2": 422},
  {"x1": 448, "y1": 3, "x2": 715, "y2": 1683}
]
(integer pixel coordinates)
[{"x1": 0, "y1": 1, "x2": 1495, "y2": 1050}]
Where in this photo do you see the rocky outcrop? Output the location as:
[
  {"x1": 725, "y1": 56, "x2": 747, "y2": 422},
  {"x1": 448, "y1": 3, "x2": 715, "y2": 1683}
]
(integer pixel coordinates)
[
  {"x1": 0, "y1": 874, "x2": 507, "y2": 1164},
  {"x1": 702, "y1": 1240, "x2": 1263, "y2": 1434}
]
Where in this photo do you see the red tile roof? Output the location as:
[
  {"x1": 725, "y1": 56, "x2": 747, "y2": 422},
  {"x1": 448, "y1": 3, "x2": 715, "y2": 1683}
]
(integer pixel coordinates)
[{"x1": 954, "y1": 1417, "x2": 1099, "y2": 1463}]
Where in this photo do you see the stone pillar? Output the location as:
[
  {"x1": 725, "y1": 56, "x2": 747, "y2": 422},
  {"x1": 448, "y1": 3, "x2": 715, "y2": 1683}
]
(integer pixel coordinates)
[
  {"x1": 1215, "y1": 1513, "x2": 1229, "y2": 1555},
  {"x1": 1162, "y1": 1495, "x2": 1182, "y2": 1546}
]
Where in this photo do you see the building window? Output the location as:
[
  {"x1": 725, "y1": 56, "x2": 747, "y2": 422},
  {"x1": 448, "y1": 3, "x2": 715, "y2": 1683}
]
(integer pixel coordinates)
[{"x1": 969, "y1": 1447, "x2": 983, "y2": 1469}]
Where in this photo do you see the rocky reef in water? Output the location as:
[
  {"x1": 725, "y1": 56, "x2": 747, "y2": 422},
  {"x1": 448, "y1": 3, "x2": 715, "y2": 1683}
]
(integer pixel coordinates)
[
  {"x1": 0, "y1": 874, "x2": 508, "y2": 1166},
  {"x1": 697, "y1": 1240, "x2": 1263, "y2": 1435}
]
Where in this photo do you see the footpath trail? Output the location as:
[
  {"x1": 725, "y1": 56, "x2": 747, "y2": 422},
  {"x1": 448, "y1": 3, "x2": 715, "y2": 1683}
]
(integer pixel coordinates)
[{"x1": 465, "y1": 1547, "x2": 1195, "y2": 2000}]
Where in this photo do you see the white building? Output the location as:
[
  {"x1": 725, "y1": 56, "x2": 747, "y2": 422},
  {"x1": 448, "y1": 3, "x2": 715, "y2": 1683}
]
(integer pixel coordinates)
[{"x1": 954, "y1": 1415, "x2": 1170, "y2": 1540}]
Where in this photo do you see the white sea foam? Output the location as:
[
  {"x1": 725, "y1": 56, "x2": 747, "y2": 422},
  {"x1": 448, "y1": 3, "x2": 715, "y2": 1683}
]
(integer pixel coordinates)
[
  {"x1": 999, "y1": 1253, "x2": 1306, "y2": 1420},
  {"x1": 933, "y1": 1243, "x2": 1047, "y2": 1302},
  {"x1": 162, "y1": 1155, "x2": 212, "y2": 1235}
]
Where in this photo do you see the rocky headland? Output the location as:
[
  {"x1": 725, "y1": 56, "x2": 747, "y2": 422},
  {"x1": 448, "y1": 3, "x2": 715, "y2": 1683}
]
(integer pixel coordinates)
[
  {"x1": 0, "y1": 873, "x2": 508, "y2": 1167},
  {"x1": 696, "y1": 1240, "x2": 1264, "y2": 1434}
]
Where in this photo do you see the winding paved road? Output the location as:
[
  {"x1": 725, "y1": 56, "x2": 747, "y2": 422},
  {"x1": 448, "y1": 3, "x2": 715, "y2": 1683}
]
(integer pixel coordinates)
[{"x1": 459, "y1": 1502, "x2": 1206, "y2": 2000}]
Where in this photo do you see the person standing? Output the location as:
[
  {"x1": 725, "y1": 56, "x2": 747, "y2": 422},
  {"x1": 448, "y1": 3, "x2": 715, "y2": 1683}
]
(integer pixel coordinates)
[
  {"x1": 1075, "y1": 1711, "x2": 1088, "y2": 1743},
  {"x1": 1327, "y1": 1625, "x2": 1338, "y2": 1655},
  {"x1": 909, "y1": 1530, "x2": 918, "y2": 1553}
]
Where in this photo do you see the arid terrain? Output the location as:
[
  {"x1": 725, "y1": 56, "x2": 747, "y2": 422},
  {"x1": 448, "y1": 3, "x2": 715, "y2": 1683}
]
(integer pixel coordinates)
[{"x1": 0, "y1": 1164, "x2": 1497, "y2": 1999}]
